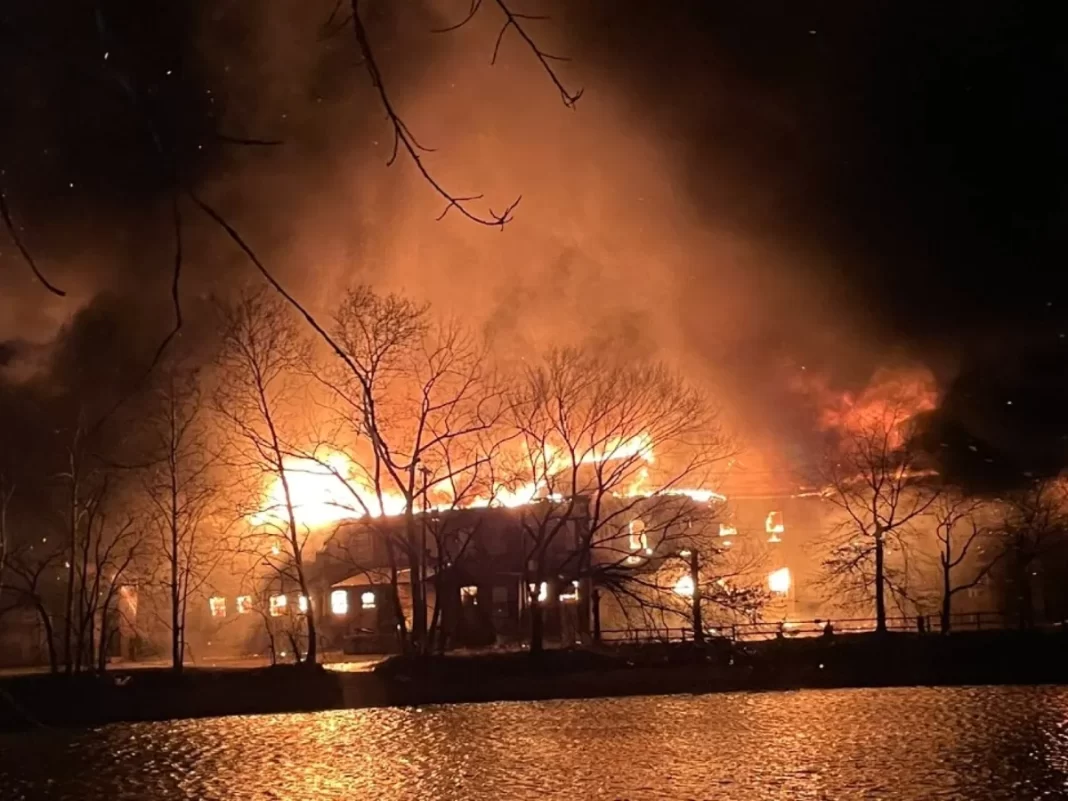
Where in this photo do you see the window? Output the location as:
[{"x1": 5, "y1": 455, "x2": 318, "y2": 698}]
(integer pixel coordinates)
[
  {"x1": 628, "y1": 519, "x2": 650, "y2": 553},
  {"x1": 360, "y1": 590, "x2": 376, "y2": 609},
  {"x1": 559, "y1": 580, "x2": 579, "y2": 603},
  {"x1": 298, "y1": 595, "x2": 309, "y2": 614},
  {"x1": 674, "y1": 574, "x2": 695, "y2": 598},
  {"x1": 269, "y1": 594, "x2": 287, "y2": 616},
  {"x1": 718, "y1": 523, "x2": 737, "y2": 538},
  {"x1": 461, "y1": 586, "x2": 478, "y2": 604},
  {"x1": 528, "y1": 582, "x2": 549, "y2": 603},
  {"x1": 765, "y1": 511, "x2": 785, "y2": 542},
  {"x1": 236, "y1": 596, "x2": 252, "y2": 614},
  {"x1": 768, "y1": 567, "x2": 791, "y2": 594},
  {"x1": 330, "y1": 589, "x2": 349, "y2": 616},
  {"x1": 209, "y1": 596, "x2": 227, "y2": 618},
  {"x1": 492, "y1": 586, "x2": 509, "y2": 604}
]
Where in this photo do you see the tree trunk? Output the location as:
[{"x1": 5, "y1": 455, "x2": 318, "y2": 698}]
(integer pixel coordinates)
[
  {"x1": 97, "y1": 603, "x2": 110, "y2": 673},
  {"x1": 170, "y1": 426, "x2": 183, "y2": 673},
  {"x1": 530, "y1": 595, "x2": 544, "y2": 655},
  {"x1": 1016, "y1": 556, "x2": 1034, "y2": 629},
  {"x1": 293, "y1": 557, "x2": 318, "y2": 665},
  {"x1": 171, "y1": 592, "x2": 182, "y2": 672},
  {"x1": 941, "y1": 561, "x2": 952, "y2": 634},
  {"x1": 591, "y1": 588, "x2": 601, "y2": 644},
  {"x1": 689, "y1": 549, "x2": 704, "y2": 645},
  {"x1": 171, "y1": 550, "x2": 182, "y2": 673},
  {"x1": 63, "y1": 486, "x2": 77, "y2": 675},
  {"x1": 36, "y1": 604, "x2": 58, "y2": 674},
  {"x1": 304, "y1": 599, "x2": 318, "y2": 664},
  {"x1": 406, "y1": 511, "x2": 427, "y2": 655},
  {"x1": 874, "y1": 529, "x2": 887, "y2": 634}
]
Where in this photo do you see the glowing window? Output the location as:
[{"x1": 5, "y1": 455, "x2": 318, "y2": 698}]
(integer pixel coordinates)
[
  {"x1": 528, "y1": 582, "x2": 549, "y2": 603},
  {"x1": 766, "y1": 511, "x2": 785, "y2": 542},
  {"x1": 330, "y1": 589, "x2": 348, "y2": 615},
  {"x1": 719, "y1": 523, "x2": 737, "y2": 538},
  {"x1": 360, "y1": 590, "x2": 376, "y2": 609},
  {"x1": 559, "y1": 581, "x2": 579, "y2": 603},
  {"x1": 236, "y1": 595, "x2": 252, "y2": 614},
  {"x1": 209, "y1": 596, "x2": 226, "y2": 618},
  {"x1": 269, "y1": 594, "x2": 287, "y2": 616},
  {"x1": 768, "y1": 567, "x2": 791, "y2": 594},
  {"x1": 461, "y1": 586, "x2": 478, "y2": 603},
  {"x1": 298, "y1": 595, "x2": 308, "y2": 614},
  {"x1": 674, "y1": 574, "x2": 695, "y2": 598},
  {"x1": 628, "y1": 519, "x2": 650, "y2": 553}
]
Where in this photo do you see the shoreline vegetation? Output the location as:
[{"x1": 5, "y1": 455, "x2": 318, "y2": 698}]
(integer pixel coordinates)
[{"x1": 2, "y1": 630, "x2": 1066, "y2": 731}]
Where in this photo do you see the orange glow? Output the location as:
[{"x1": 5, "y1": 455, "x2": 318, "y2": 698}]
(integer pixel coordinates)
[
  {"x1": 249, "y1": 450, "x2": 406, "y2": 529},
  {"x1": 269, "y1": 594, "x2": 287, "y2": 616},
  {"x1": 812, "y1": 366, "x2": 938, "y2": 446},
  {"x1": 768, "y1": 567, "x2": 791, "y2": 594},
  {"x1": 766, "y1": 511, "x2": 784, "y2": 542},
  {"x1": 330, "y1": 589, "x2": 349, "y2": 615},
  {"x1": 249, "y1": 433, "x2": 724, "y2": 530},
  {"x1": 674, "y1": 574, "x2": 695, "y2": 597}
]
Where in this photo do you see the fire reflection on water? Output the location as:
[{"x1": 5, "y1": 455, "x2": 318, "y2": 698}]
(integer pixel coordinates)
[{"x1": 1, "y1": 686, "x2": 1065, "y2": 800}]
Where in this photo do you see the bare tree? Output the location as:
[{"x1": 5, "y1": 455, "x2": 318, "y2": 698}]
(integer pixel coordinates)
[
  {"x1": 215, "y1": 288, "x2": 321, "y2": 665},
  {"x1": 0, "y1": 540, "x2": 63, "y2": 672},
  {"x1": 928, "y1": 492, "x2": 1000, "y2": 633},
  {"x1": 310, "y1": 286, "x2": 504, "y2": 655},
  {"x1": 53, "y1": 411, "x2": 95, "y2": 674},
  {"x1": 595, "y1": 503, "x2": 767, "y2": 644},
  {"x1": 502, "y1": 347, "x2": 734, "y2": 652},
  {"x1": 990, "y1": 478, "x2": 1068, "y2": 629},
  {"x1": 821, "y1": 400, "x2": 940, "y2": 633},
  {"x1": 141, "y1": 364, "x2": 222, "y2": 672}
]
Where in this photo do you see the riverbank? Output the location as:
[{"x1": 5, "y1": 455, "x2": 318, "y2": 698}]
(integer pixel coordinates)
[{"x1": 2, "y1": 630, "x2": 1065, "y2": 730}]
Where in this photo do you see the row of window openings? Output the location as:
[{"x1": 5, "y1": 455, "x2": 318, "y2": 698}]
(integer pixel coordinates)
[
  {"x1": 624, "y1": 512, "x2": 787, "y2": 558},
  {"x1": 210, "y1": 583, "x2": 536, "y2": 619},
  {"x1": 463, "y1": 582, "x2": 579, "y2": 605},
  {"x1": 716, "y1": 512, "x2": 786, "y2": 544},
  {"x1": 208, "y1": 589, "x2": 375, "y2": 619}
]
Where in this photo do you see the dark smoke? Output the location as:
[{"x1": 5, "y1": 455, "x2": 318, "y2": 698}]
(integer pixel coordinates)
[{"x1": 2, "y1": 1, "x2": 1066, "y2": 490}]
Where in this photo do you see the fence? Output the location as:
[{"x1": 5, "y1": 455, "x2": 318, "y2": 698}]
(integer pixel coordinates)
[{"x1": 600, "y1": 610, "x2": 1015, "y2": 644}]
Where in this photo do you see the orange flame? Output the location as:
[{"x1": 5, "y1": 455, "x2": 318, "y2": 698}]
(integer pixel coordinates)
[{"x1": 249, "y1": 432, "x2": 719, "y2": 530}]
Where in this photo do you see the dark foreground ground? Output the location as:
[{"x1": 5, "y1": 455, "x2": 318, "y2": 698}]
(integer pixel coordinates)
[{"x1": 2, "y1": 630, "x2": 1066, "y2": 730}]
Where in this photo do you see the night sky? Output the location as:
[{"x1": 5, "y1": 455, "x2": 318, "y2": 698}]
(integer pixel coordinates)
[{"x1": 1, "y1": 1, "x2": 1066, "y2": 490}]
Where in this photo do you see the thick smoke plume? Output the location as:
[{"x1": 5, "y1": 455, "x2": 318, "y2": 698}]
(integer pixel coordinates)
[{"x1": 8, "y1": 2, "x2": 1056, "y2": 489}]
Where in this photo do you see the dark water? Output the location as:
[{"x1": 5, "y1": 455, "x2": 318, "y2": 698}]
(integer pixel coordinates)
[{"x1": 2, "y1": 686, "x2": 1067, "y2": 800}]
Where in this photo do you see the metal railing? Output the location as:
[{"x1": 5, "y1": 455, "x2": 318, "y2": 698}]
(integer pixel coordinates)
[{"x1": 600, "y1": 611, "x2": 1016, "y2": 644}]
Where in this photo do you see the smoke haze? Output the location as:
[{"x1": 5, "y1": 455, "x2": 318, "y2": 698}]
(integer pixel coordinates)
[{"x1": 3, "y1": 1, "x2": 1066, "y2": 489}]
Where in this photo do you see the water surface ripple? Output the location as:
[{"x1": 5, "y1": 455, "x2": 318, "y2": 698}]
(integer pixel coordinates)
[{"x1": 2, "y1": 686, "x2": 1067, "y2": 800}]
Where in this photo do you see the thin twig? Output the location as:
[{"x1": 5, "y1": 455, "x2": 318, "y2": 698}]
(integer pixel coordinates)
[
  {"x1": 432, "y1": 0, "x2": 484, "y2": 33},
  {"x1": 490, "y1": 0, "x2": 582, "y2": 108},
  {"x1": 188, "y1": 191, "x2": 367, "y2": 381},
  {"x1": 0, "y1": 184, "x2": 66, "y2": 296},
  {"x1": 147, "y1": 192, "x2": 185, "y2": 371},
  {"x1": 350, "y1": 0, "x2": 520, "y2": 228}
]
